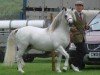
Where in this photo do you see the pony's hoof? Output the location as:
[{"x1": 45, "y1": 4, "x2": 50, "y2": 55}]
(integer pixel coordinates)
[
  {"x1": 63, "y1": 69, "x2": 67, "y2": 72},
  {"x1": 71, "y1": 64, "x2": 80, "y2": 72},
  {"x1": 56, "y1": 69, "x2": 62, "y2": 73},
  {"x1": 18, "y1": 70, "x2": 25, "y2": 74},
  {"x1": 62, "y1": 67, "x2": 68, "y2": 72}
]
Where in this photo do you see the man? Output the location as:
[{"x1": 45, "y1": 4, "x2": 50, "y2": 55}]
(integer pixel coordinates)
[{"x1": 70, "y1": 1, "x2": 89, "y2": 72}]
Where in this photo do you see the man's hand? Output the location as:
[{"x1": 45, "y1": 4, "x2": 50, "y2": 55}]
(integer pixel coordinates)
[
  {"x1": 71, "y1": 27, "x2": 78, "y2": 32},
  {"x1": 85, "y1": 25, "x2": 90, "y2": 30}
]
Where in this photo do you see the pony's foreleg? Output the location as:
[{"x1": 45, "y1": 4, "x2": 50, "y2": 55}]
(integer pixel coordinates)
[
  {"x1": 56, "y1": 52, "x2": 62, "y2": 73},
  {"x1": 62, "y1": 51, "x2": 69, "y2": 72},
  {"x1": 56, "y1": 46, "x2": 69, "y2": 72}
]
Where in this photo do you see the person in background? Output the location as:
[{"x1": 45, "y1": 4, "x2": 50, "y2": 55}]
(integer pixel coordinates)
[{"x1": 70, "y1": 1, "x2": 89, "y2": 72}]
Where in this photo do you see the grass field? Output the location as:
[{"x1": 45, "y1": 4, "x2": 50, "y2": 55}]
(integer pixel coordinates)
[{"x1": 0, "y1": 58, "x2": 100, "y2": 75}]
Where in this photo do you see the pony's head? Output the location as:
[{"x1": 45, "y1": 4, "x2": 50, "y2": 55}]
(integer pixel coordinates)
[
  {"x1": 61, "y1": 8, "x2": 73, "y2": 26},
  {"x1": 49, "y1": 9, "x2": 74, "y2": 31}
]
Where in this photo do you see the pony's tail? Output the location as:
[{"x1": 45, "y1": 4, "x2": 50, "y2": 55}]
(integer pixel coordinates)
[{"x1": 4, "y1": 29, "x2": 18, "y2": 66}]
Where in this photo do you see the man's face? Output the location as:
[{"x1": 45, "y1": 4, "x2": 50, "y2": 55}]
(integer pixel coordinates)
[{"x1": 75, "y1": 4, "x2": 84, "y2": 12}]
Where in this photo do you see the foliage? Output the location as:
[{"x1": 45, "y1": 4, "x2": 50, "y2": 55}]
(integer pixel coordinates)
[{"x1": 0, "y1": 0, "x2": 22, "y2": 19}]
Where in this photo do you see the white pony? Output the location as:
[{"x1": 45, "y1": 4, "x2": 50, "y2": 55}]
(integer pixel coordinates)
[{"x1": 4, "y1": 9, "x2": 73, "y2": 73}]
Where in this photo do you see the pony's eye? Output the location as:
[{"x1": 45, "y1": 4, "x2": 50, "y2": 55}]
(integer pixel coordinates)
[{"x1": 65, "y1": 15, "x2": 67, "y2": 18}]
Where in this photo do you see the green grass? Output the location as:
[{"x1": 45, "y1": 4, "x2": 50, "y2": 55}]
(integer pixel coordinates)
[
  {"x1": 0, "y1": 0, "x2": 22, "y2": 19},
  {"x1": 0, "y1": 58, "x2": 100, "y2": 75}
]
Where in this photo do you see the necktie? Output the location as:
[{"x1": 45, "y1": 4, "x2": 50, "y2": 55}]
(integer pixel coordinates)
[{"x1": 79, "y1": 13, "x2": 82, "y2": 20}]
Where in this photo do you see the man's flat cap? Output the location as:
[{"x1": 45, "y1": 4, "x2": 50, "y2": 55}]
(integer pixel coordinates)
[{"x1": 75, "y1": 1, "x2": 84, "y2": 5}]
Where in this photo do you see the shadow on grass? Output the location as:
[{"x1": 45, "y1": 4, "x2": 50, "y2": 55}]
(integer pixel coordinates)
[
  {"x1": 33, "y1": 57, "x2": 52, "y2": 63},
  {"x1": 84, "y1": 65, "x2": 100, "y2": 70}
]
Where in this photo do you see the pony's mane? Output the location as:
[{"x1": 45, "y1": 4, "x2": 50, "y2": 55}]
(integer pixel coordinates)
[{"x1": 47, "y1": 10, "x2": 64, "y2": 32}]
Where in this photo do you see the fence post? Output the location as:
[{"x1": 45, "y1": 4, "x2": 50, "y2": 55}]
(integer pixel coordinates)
[
  {"x1": 52, "y1": 51, "x2": 56, "y2": 71},
  {"x1": 50, "y1": 13, "x2": 56, "y2": 71},
  {"x1": 48, "y1": 13, "x2": 56, "y2": 71}
]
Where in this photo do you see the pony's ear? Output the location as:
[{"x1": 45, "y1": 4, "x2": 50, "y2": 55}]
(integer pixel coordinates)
[
  {"x1": 62, "y1": 7, "x2": 67, "y2": 11},
  {"x1": 61, "y1": 7, "x2": 66, "y2": 16}
]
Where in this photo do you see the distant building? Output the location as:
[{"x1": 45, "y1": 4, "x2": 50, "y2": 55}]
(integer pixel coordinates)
[
  {"x1": 27, "y1": 0, "x2": 100, "y2": 10},
  {"x1": 25, "y1": 0, "x2": 100, "y2": 20}
]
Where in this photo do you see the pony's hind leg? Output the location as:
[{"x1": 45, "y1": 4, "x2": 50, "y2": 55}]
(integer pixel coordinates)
[
  {"x1": 16, "y1": 44, "x2": 27, "y2": 74},
  {"x1": 56, "y1": 46, "x2": 69, "y2": 72}
]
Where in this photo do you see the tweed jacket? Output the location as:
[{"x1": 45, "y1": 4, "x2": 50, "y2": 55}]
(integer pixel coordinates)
[{"x1": 71, "y1": 11, "x2": 87, "y2": 43}]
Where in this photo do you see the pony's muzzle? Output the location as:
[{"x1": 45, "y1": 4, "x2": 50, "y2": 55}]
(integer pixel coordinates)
[{"x1": 68, "y1": 19, "x2": 73, "y2": 27}]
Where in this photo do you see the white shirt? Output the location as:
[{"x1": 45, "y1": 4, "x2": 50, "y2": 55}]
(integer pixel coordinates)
[{"x1": 77, "y1": 11, "x2": 84, "y2": 20}]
